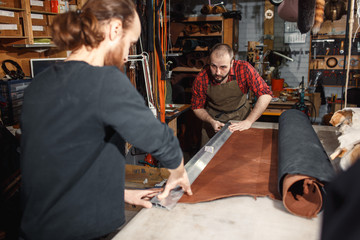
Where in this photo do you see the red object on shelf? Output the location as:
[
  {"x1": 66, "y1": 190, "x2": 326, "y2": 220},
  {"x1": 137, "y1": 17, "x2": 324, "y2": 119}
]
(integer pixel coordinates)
[{"x1": 51, "y1": 0, "x2": 59, "y2": 13}]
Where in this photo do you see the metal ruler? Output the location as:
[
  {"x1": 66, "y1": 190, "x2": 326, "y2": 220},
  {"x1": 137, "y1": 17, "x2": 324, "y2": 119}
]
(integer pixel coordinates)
[{"x1": 151, "y1": 123, "x2": 233, "y2": 209}]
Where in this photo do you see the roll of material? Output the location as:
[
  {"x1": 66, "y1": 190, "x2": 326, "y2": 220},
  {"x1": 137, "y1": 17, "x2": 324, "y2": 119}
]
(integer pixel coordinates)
[
  {"x1": 195, "y1": 58, "x2": 206, "y2": 69},
  {"x1": 278, "y1": 109, "x2": 335, "y2": 218}
]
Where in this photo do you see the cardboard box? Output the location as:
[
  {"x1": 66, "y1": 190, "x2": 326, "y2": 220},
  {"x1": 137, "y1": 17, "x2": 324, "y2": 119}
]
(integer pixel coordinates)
[
  {"x1": 31, "y1": 13, "x2": 47, "y2": 25},
  {"x1": 0, "y1": 10, "x2": 20, "y2": 24},
  {"x1": 0, "y1": 23, "x2": 22, "y2": 36}
]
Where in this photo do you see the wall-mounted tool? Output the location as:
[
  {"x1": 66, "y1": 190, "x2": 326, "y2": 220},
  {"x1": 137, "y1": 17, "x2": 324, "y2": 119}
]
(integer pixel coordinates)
[
  {"x1": 340, "y1": 40, "x2": 344, "y2": 54},
  {"x1": 128, "y1": 53, "x2": 156, "y2": 117},
  {"x1": 326, "y1": 57, "x2": 338, "y2": 68},
  {"x1": 312, "y1": 38, "x2": 335, "y2": 56}
]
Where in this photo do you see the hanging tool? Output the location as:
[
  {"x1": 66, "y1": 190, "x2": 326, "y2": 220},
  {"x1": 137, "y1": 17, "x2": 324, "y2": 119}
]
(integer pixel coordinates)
[{"x1": 128, "y1": 53, "x2": 157, "y2": 117}]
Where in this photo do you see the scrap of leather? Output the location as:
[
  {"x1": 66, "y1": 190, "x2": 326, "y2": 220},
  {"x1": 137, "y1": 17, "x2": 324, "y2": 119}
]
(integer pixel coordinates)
[{"x1": 179, "y1": 128, "x2": 282, "y2": 203}]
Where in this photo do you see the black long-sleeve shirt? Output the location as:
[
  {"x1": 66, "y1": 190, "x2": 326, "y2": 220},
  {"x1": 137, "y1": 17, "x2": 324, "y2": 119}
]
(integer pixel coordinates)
[{"x1": 20, "y1": 61, "x2": 182, "y2": 240}]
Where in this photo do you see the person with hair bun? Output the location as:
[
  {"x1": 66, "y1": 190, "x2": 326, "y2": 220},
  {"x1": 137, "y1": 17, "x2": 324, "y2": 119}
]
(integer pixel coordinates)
[{"x1": 19, "y1": 0, "x2": 192, "y2": 239}]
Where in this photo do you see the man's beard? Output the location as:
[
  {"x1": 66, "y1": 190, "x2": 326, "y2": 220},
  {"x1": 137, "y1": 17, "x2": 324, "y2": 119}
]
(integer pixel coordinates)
[
  {"x1": 212, "y1": 69, "x2": 230, "y2": 83},
  {"x1": 104, "y1": 44, "x2": 126, "y2": 70}
]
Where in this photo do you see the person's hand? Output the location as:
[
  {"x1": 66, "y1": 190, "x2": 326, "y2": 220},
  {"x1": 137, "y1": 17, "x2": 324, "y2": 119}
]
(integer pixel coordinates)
[
  {"x1": 157, "y1": 159, "x2": 192, "y2": 200},
  {"x1": 228, "y1": 120, "x2": 252, "y2": 132},
  {"x1": 211, "y1": 120, "x2": 225, "y2": 132},
  {"x1": 124, "y1": 188, "x2": 162, "y2": 208}
]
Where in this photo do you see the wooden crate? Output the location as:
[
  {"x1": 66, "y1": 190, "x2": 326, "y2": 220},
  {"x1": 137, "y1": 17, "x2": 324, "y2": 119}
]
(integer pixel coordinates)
[
  {"x1": 0, "y1": 23, "x2": 22, "y2": 36},
  {"x1": 0, "y1": 0, "x2": 21, "y2": 8},
  {"x1": 30, "y1": 13, "x2": 47, "y2": 25},
  {"x1": 0, "y1": 10, "x2": 20, "y2": 24},
  {"x1": 32, "y1": 24, "x2": 49, "y2": 37},
  {"x1": 30, "y1": 0, "x2": 51, "y2": 12},
  {"x1": 47, "y1": 14, "x2": 55, "y2": 26}
]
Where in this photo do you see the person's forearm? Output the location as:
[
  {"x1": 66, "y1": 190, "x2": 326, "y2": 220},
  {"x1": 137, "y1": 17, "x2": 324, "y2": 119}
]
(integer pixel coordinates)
[
  {"x1": 193, "y1": 108, "x2": 215, "y2": 124},
  {"x1": 245, "y1": 94, "x2": 272, "y2": 123}
]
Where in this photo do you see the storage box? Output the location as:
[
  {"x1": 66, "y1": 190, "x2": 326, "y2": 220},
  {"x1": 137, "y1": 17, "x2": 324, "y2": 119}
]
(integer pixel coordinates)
[
  {"x1": 0, "y1": 79, "x2": 32, "y2": 126},
  {"x1": 0, "y1": 0, "x2": 21, "y2": 8},
  {"x1": 0, "y1": 10, "x2": 20, "y2": 24},
  {"x1": 0, "y1": 23, "x2": 23, "y2": 36},
  {"x1": 31, "y1": 13, "x2": 47, "y2": 25},
  {"x1": 30, "y1": 0, "x2": 51, "y2": 12},
  {"x1": 47, "y1": 14, "x2": 55, "y2": 26},
  {"x1": 32, "y1": 24, "x2": 49, "y2": 37}
]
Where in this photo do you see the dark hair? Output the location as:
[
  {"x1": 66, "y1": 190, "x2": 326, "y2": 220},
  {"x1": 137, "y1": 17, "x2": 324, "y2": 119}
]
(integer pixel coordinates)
[
  {"x1": 209, "y1": 43, "x2": 234, "y2": 59},
  {"x1": 51, "y1": 0, "x2": 136, "y2": 51}
]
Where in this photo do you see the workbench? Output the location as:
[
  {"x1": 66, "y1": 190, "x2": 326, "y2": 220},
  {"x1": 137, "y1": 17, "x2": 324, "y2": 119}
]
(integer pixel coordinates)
[
  {"x1": 165, "y1": 104, "x2": 191, "y2": 136},
  {"x1": 113, "y1": 122, "x2": 338, "y2": 240},
  {"x1": 263, "y1": 99, "x2": 312, "y2": 116}
]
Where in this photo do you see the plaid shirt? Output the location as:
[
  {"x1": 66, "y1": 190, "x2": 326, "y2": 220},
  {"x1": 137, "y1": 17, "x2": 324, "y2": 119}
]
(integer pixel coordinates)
[{"x1": 191, "y1": 60, "x2": 272, "y2": 110}]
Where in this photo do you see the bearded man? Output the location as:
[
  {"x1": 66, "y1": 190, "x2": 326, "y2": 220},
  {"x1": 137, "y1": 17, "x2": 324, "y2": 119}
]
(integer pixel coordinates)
[{"x1": 191, "y1": 43, "x2": 272, "y2": 146}]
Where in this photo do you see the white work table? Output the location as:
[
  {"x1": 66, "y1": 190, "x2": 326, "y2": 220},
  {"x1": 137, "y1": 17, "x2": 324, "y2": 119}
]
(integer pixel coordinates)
[{"x1": 113, "y1": 122, "x2": 339, "y2": 240}]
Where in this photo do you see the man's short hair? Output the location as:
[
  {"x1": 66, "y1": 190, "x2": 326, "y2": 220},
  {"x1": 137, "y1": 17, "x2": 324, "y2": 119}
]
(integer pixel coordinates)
[{"x1": 209, "y1": 43, "x2": 234, "y2": 60}]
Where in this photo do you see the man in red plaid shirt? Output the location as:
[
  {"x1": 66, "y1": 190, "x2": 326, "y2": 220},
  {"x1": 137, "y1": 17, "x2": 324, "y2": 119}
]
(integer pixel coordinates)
[{"x1": 191, "y1": 43, "x2": 272, "y2": 146}]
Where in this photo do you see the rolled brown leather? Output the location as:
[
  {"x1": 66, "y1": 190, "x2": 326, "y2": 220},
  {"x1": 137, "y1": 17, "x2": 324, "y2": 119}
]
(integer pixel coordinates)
[
  {"x1": 195, "y1": 58, "x2": 206, "y2": 69},
  {"x1": 200, "y1": 23, "x2": 211, "y2": 35},
  {"x1": 211, "y1": 5, "x2": 227, "y2": 14},
  {"x1": 184, "y1": 24, "x2": 200, "y2": 35},
  {"x1": 210, "y1": 24, "x2": 222, "y2": 33},
  {"x1": 200, "y1": 4, "x2": 212, "y2": 15},
  {"x1": 186, "y1": 56, "x2": 197, "y2": 68},
  {"x1": 282, "y1": 174, "x2": 323, "y2": 218}
]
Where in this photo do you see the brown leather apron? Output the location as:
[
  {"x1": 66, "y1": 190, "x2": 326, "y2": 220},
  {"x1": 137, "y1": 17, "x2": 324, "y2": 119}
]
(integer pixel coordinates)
[{"x1": 201, "y1": 77, "x2": 251, "y2": 146}]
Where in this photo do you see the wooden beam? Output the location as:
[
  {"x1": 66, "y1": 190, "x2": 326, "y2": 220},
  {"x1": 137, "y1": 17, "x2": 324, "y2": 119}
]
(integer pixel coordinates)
[
  {"x1": 223, "y1": 18, "x2": 233, "y2": 48},
  {"x1": 264, "y1": 0, "x2": 274, "y2": 52},
  {"x1": 21, "y1": 0, "x2": 34, "y2": 44}
]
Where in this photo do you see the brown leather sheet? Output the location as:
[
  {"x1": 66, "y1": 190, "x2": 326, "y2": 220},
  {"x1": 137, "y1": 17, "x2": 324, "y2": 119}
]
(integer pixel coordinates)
[
  {"x1": 180, "y1": 128, "x2": 281, "y2": 203},
  {"x1": 179, "y1": 128, "x2": 324, "y2": 218}
]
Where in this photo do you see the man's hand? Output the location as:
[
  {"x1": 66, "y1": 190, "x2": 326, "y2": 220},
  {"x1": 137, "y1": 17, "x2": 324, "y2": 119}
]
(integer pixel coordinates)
[
  {"x1": 211, "y1": 120, "x2": 225, "y2": 132},
  {"x1": 157, "y1": 159, "x2": 192, "y2": 200},
  {"x1": 124, "y1": 189, "x2": 162, "y2": 208},
  {"x1": 228, "y1": 120, "x2": 252, "y2": 132}
]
